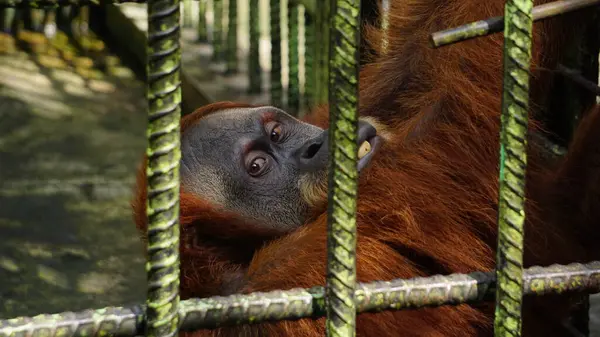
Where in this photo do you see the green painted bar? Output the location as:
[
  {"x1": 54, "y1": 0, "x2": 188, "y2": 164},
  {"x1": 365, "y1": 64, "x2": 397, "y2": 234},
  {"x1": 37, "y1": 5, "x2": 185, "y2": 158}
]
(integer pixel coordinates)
[
  {"x1": 269, "y1": 0, "x2": 282, "y2": 107},
  {"x1": 2, "y1": 262, "x2": 600, "y2": 337},
  {"x1": 212, "y1": 0, "x2": 224, "y2": 61},
  {"x1": 493, "y1": 0, "x2": 534, "y2": 336},
  {"x1": 325, "y1": 0, "x2": 362, "y2": 336},
  {"x1": 247, "y1": 0, "x2": 261, "y2": 93},
  {"x1": 225, "y1": 0, "x2": 237, "y2": 74},
  {"x1": 197, "y1": 0, "x2": 207, "y2": 42},
  {"x1": 145, "y1": 0, "x2": 182, "y2": 337},
  {"x1": 287, "y1": 2, "x2": 300, "y2": 114}
]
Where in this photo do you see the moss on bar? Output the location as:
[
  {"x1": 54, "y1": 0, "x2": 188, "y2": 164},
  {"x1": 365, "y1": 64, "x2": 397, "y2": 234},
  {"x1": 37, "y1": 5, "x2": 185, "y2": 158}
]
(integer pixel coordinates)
[
  {"x1": 325, "y1": 0, "x2": 362, "y2": 336},
  {"x1": 1, "y1": 262, "x2": 600, "y2": 337},
  {"x1": 493, "y1": 0, "x2": 534, "y2": 336},
  {"x1": 145, "y1": 0, "x2": 182, "y2": 337}
]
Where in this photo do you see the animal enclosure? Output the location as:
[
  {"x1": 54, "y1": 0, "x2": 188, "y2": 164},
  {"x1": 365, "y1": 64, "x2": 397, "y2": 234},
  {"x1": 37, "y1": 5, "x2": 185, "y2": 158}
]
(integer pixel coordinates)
[{"x1": 1, "y1": 0, "x2": 600, "y2": 337}]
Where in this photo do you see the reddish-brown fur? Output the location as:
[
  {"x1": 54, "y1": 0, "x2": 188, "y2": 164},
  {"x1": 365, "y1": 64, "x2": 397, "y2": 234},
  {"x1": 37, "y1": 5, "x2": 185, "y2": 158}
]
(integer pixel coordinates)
[{"x1": 132, "y1": 0, "x2": 600, "y2": 335}]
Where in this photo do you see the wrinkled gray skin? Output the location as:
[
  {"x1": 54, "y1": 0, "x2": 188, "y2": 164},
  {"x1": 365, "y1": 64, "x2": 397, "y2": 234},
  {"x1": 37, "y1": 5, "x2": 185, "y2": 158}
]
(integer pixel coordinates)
[
  {"x1": 181, "y1": 106, "x2": 327, "y2": 230},
  {"x1": 181, "y1": 106, "x2": 379, "y2": 231}
]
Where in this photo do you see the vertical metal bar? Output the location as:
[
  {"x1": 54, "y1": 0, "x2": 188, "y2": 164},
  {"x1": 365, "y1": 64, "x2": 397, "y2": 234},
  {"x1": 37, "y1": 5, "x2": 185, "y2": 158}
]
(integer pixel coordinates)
[
  {"x1": 225, "y1": 0, "x2": 237, "y2": 73},
  {"x1": 288, "y1": 2, "x2": 300, "y2": 114},
  {"x1": 197, "y1": 0, "x2": 208, "y2": 42},
  {"x1": 23, "y1": 7, "x2": 32, "y2": 30},
  {"x1": 212, "y1": 0, "x2": 224, "y2": 61},
  {"x1": 270, "y1": 0, "x2": 282, "y2": 107},
  {"x1": 29, "y1": 7, "x2": 44, "y2": 31},
  {"x1": 2, "y1": 8, "x2": 16, "y2": 33},
  {"x1": 494, "y1": 0, "x2": 533, "y2": 336},
  {"x1": 314, "y1": 3, "x2": 322, "y2": 103},
  {"x1": 56, "y1": 5, "x2": 71, "y2": 33},
  {"x1": 183, "y1": 0, "x2": 192, "y2": 27},
  {"x1": 248, "y1": 0, "x2": 261, "y2": 93},
  {"x1": 314, "y1": 0, "x2": 331, "y2": 105},
  {"x1": 572, "y1": 297, "x2": 590, "y2": 336},
  {"x1": 358, "y1": 0, "x2": 378, "y2": 65},
  {"x1": 303, "y1": 10, "x2": 314, "y2": 109},
  {"x1": 42, "y1": 8, "x2": 56, "y2": 38},
  {"x1": 381, "y1": 0, "x2": 389, "y2": 54},
  {"x1": 326, "y1": 0, "x2": 361, "y2": 336},
  {"x1": 545, "y1": 10, "x2": 599, "y2": 144},
  {"x1": 145, "y1": 0, "x2": 182, "y2": 337}
]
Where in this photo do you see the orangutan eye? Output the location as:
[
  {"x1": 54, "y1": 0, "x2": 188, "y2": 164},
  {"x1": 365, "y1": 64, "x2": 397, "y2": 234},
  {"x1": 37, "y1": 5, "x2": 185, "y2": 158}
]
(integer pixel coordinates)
[
  {"x1": 248, "y1": 156, "x2": 267, "y2": 177},
  {"x1": 269, "y1": 123, "x2": 282, "y2": 142}
]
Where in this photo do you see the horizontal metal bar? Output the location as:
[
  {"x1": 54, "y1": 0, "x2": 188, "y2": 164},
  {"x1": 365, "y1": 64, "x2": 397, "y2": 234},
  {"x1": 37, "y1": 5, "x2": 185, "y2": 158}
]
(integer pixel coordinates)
[
  {"x1": 430, "y1": 0, "x2": 600, "y2": 48},
  {"x1": 0, "y1": 0, "x2": 145, "y2": 8},
  {"x1": 1, "y1": 261, "x2": 599, "y2": 337},
  {"x1": 556, "y1": 64, "x2": 600, "y2": 96}
]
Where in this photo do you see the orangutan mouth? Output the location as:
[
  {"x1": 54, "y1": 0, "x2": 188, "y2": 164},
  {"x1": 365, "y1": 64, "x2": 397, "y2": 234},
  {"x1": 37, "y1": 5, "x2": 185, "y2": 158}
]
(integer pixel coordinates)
[{"x1": 356, "y1": 122, "x2": 381, "y2": 172}]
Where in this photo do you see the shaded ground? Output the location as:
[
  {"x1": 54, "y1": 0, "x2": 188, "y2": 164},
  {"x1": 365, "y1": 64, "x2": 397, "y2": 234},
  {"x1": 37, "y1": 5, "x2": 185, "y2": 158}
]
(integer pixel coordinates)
[{"x1": 0, "y1": 30, "x2": 147, "y2": 317}]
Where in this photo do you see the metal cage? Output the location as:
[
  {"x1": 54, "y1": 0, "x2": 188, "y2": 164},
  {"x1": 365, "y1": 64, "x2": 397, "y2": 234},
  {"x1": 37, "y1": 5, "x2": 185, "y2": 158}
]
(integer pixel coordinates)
[{"x1": 1, "y1": 0, "x2": 600, "y2": 337}]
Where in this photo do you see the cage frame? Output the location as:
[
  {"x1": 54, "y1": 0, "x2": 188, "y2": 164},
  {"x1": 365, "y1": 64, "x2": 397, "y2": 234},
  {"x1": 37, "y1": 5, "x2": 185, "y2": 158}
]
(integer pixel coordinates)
[{"x1": 0, "y1": 0, "x2": 600, "y2": 337}]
